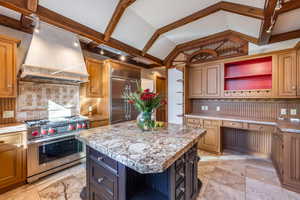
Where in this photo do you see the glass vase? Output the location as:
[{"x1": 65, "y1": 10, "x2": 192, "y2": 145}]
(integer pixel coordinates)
[{"x1": 137, "y1": 111, "x2": 155, "y2": 131}]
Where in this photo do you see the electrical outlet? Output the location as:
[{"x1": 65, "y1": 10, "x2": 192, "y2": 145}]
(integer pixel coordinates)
[
  {"x1": 280, "y1": 108, "x2": 287, "y2": 115},
  {"x1": 201, "y1": 106, "x2": 205, "y2": 111},
  {"x1": 290, "y1": 109, "x2": 297, "y2": 115},
  {"x1": 216, "y1": 106, "x2": 220, "y2": 111},
  {"x1": 3, "y1": 111, "x2": 14, "y2": 118},
  {"x1": 205, "y1": 106, "x2": 208, "y2": 111}
]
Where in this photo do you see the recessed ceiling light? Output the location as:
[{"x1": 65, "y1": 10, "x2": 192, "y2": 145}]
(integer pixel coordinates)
[
  {"x1": 120, "y1": 55, "x2": 126, "y2": 61},
  {"x1": 100, "y1": 49, "x2": 104, "y2": 55}
]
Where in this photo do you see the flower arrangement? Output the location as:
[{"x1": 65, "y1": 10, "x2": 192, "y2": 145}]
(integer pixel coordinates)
[{"x1": 123, "y1": 82, "x2": 166, "y2": 131}]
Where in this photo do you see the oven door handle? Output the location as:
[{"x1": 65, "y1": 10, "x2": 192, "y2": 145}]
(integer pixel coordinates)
[{"x1": 38, "y1": 136, "x2": 75, "y2": 146}]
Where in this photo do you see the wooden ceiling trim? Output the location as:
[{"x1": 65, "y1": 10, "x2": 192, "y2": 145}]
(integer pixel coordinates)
[
  {"x1": 164, "y1": 30, "x2": 253, "y2": 66},
  {"x1": 104, "y1": 0, "x2": 136, "y2": 41},
  {"x1": 27, "y1": 0, "x2": 38, "y2": 12},
  {"x1": 0, "y1": 13, "x2": 32, "y2": 34},
  {"x1": 277, "y1": 0, "x2": 300, "y2": 14},
  {"x1": 269, "y1": 29, "x2": 300, "y2": 44},
  {"x1": 0, "y1": 0, "x2": 163, "y2": 65},
  {"x1": 142, "y1": 1, "x2": 264, "y2": 55},
  {"x1": 258, "y1": 0, "x2": 277, "y2": 45}
]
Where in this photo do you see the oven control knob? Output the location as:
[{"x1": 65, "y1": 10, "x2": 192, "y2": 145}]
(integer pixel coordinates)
[
  {"x1": 48, "y1": 128, "x2": 56, "y2": 134},
  {"x1": 68, "y1": 124, "x2": 75, "y2": 131},
  {"x1": 77, "y1": 123, "x2": 82, "y2": 129},
  {"x1": 41, "y1": 129, "x2": 48, "y2": 135},
  {"x1": 82, "y1": 123, "x2": 87, "y2": 129},
  {"x1": 31, "y1": 130, "x2": 39, "y2": 137}
]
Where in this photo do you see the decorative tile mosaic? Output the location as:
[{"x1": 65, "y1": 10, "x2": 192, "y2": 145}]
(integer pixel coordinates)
[{"x1": 17, "y1": 82, "x2": 80, "y2": 121}]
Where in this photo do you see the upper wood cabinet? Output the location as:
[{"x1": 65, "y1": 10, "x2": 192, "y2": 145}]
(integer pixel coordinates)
[
  {"x1": 85, "y1": 58, "x2": 104, "y2": 98},
  {"x1": 0, "y1": 35, "x2": 19, "y2": 98},
  {"x1": 189, "y1": 67, "x2": 204, "y2": 98},
  {"x1": 277, "y1": 51, "x2": 297, "y2": 97},
  {"x1": 0, "y1": 131, "x2": 26, "y2": 193},
  {"x1": 297, "y1": 49, "x2": 300, "y2": 96},
  {"x1": 189, "y1": 64, "x2": 221, "y2": 98}
]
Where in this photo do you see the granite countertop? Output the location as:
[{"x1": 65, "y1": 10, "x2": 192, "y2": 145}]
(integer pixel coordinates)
[
  {"x1": 78, "y1": 121, "x2": 205, "y2": 174},
  {"x1": 0, "y1": 123, "x2": 27, "y2": 135},
  {"x1": 185, "y1": 113, "x2": 300, "y2": 134}
]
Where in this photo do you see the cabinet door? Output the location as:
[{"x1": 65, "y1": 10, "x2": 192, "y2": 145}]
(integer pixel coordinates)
[
  {"x1": 283, "y1": 133, "x2": 300, "y2": 190},
  {"x1": 297, "y1": 49, "x2": 300, "y2": 96},
  {"x1": 0, "y1": 40, "x2": 16, "y2": 97},
  {"x1": 86, "y1": 58, "x2": 103, "y2": 98},
  {"x1": 204, "y1": 64, "x2": 221, "y2": 97},
  {"x1": 278, "y1": 52, "x2": 297, "y2": 97},
  {"x1": 0, "y1": 143, "x2": 24, "y2": 192},
  {"x1": 271, "y1": 132, "x2": 283, "y2": 180},
  {"x1": 199, "y1": 120, "x2": 220, "y2": 153},
  {"x1": 189, "y1": 67, "x2": 204, "y2": 98}
]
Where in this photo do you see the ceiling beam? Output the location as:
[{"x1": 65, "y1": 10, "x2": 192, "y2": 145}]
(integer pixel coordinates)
[
  {"x1": 269, "y1": 29, "x2": 300, "y2": 44},
  {"x1": 277, "y1": 0, "x2": 300, "y2": 15},
  {"x1": 164, "y1": 30, "x2": 257, "y2": 66},
  {"x1": 142, "y1": 1, "x2": 264, "y2": 55},
  {"x1": 27, "y1": 0, "x2": 38, "y2": 12},
  {"x1": 258, "y1": 0, "x2": 277, "y2": 45},
  {"x1": 0, "y1": 13, "x2": 32, "y2": 34},
  {"x1": 0, "y1": 0, "x2": 163, "y2": 65},
  {"x1": 104, "y1": 0, "x2": 136, "y2": 41}
]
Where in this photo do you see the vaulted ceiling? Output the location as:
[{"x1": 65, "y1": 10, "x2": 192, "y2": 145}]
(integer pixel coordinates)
[{"x1": 0, "y1": 0, "x2": 299, "y2": 67}]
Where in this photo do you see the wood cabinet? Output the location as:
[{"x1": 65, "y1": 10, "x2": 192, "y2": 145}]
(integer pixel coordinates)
[
  {"x1": 189, "y1": 64, "x2": 221, "y2": 98},
  {"x1": 90, "y1": 119, "x2": 109, "y2": 128},
  {"x1": 277, "y1": 51, "x2": 297, "y2": 97},
  {"x1": 199, "y1": 119, "x2": 221, "y2": 153},
  {"x1": 0, "y1": 35, "x2": 19, "y2": 98},
  {"x1": 85, "y1": 58, "x2": 104, "y2": 98},
  {"x1": 272, "y1": 131, "x2": 300, "y2": 193},
  {"x1": 297, "y1": 48, "x2": 300, "y2": 96},
  {"x1": 0, "y1": 131, "x2": 26, "y2": 193}
]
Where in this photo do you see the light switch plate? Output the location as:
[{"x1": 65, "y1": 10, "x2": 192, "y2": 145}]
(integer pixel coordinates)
[
  {"x1": 205, "y1": 106, "x2": 208, "y2": 111},
  {"x1": 3, "y1": 111, "x2": 14, "y2": 118},
  {"x1": 281, "y1": 108, "x2": 287, "y2": 115},
  {"x1": 201, "y1": 106, "x2": 205, "y2": 111},
  {"x1": 216, "y1": 106, "x2": 220, "y2": 111},
  {"x1": 290, "y1": 109, "x2": 297, "y2": 115}
]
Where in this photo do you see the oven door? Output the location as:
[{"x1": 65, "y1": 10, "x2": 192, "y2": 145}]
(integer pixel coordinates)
[{"x1": 27, "y1": 136, "x2": 85, "y2": 178}]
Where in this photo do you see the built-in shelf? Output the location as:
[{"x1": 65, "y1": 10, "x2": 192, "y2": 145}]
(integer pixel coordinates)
[
  {"x1": 224, "y1": 56, "x2": 273, "y2": 91},
  {"x1": 224, "y1": 73, "x2": 272, "y2": 79}
]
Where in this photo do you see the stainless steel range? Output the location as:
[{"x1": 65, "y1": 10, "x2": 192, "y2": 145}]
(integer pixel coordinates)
[{"x1": 26, "y1": 116, "x2": 89, "y2": 183}]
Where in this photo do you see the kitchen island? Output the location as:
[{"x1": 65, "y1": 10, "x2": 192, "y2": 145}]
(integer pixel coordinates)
[{"x1": 78, "y1": 121, "x2": 205, "y2": 200}]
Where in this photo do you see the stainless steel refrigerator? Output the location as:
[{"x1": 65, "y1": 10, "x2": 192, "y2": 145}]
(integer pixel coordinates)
[{"x1": 110, "y1": 65, "x2": 141, "y2": 124}]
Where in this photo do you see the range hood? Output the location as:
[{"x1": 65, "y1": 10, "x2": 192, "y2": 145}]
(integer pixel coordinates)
[{"x1": 21, "y1": 22, "x2": 89, "y2": 83}]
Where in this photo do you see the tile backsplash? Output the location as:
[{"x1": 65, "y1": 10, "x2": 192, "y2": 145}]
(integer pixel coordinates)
[{"x1": 17, "y1": 82, "x2": 80, "y2": 121}]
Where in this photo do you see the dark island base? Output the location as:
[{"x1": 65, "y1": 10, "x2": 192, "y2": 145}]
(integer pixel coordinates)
[{"x1": 81, "y1": 145, "x2": 201, "y2": 200}]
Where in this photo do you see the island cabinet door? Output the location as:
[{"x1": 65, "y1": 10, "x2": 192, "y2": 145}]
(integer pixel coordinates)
[{"x1": 185, "y1": 146, "x2": 199, "y2": 200}]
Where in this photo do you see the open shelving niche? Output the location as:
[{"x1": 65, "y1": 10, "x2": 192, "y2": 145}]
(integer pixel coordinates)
[{"x1": 224, "y1": 56, "x2": 273, "y2": 91}]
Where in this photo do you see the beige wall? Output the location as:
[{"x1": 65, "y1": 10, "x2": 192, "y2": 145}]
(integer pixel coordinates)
[
  {"x1": 141, "y1": 67, "x2": 166, "y2": 92},
  {"x1": 0, "y1": 25, "x2": 32, "y2": 73}
]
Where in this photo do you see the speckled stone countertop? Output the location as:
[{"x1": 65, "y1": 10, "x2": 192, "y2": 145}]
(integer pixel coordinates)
[
  {"x1": 0, "y1": 123, "x2": 27, "y2": 135},
  {"x1": 185, "y1": 114, "x2": 300, "y2": 134},
  {"x1": 78, "y1": 121, "x2": 205, "y2": 174}
]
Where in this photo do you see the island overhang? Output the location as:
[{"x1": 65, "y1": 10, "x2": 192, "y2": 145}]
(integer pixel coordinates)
[{"x1": 77, "y1": 121, "x2": 205, "y2": 174}]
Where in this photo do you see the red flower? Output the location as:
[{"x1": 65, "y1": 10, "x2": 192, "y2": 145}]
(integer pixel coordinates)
[
  {"x1": 144, "y1": 89, "x2": 150, "y2": 93},
  {"x1": 140, "y1": 92, "x2": 156, "y2": 101},
  {"x1": 128, "y1": 100, "x2": 135, "y2": 104}
]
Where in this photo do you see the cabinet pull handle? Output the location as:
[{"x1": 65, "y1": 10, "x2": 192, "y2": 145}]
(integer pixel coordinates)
[
  {"x1": 97, "y1": 156, "x2": 104, "y2": 161},
  {"x1": 0, "y1": 141, "x2": 4, "y2": 144},
  {"x1": 97, "y1": 177, "x2": 104, "y2": 183}
]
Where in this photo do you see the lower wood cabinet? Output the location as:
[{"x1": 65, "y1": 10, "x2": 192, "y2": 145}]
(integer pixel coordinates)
[
  {"x1": 0, "y1": 131, "x2": 26, "y2": 193},
  {"x1": 199, "y1": 120, "x2": 221, "y2": 154},
  {"x1": 272, "y1": 131, "x2": 300, "y2": 193}
]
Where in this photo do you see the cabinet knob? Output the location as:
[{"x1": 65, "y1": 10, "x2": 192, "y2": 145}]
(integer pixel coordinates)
[
  {"x1": 7, "y1": 84, "x2": 12, "y2": 88},
  {"x1": 97, "y1": 177, "x2": 104, "y2": 183}
]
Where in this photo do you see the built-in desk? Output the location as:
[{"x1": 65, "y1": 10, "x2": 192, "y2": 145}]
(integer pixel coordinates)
[{"x1": 185, "y1": 114, "x2": 300, "y2": 194}]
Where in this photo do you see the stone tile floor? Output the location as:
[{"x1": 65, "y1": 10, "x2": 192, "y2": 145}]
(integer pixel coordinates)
[{"x1": 1, "y1": 150, "x2": 300, "y2": 200}]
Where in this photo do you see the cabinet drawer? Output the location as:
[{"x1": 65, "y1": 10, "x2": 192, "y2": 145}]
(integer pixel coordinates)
[
  {"x1": 89, "y1": 148, "x2": 118, "y2": 173},
  {"x1": 90, "y1": 160, "x2": 117, "y2": 200},
  {"x1": 186, "y1": 118, "x2": 202, "y2": 124},
  {"x1": 90, "y1": 120, "x2": 109, "y2": 128},
  {"x1": 248, "y1": 124, "x2": 274, "y2": 132},
  {"x1": 203, "y1": 120, "x2": 219, "y2": 127},
  {"x1": 222, "y1": 121, "x2": 243, "y2": 129},
  {"x1": 0, "y1": 132, "x2": 24, "y2": 146}
]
